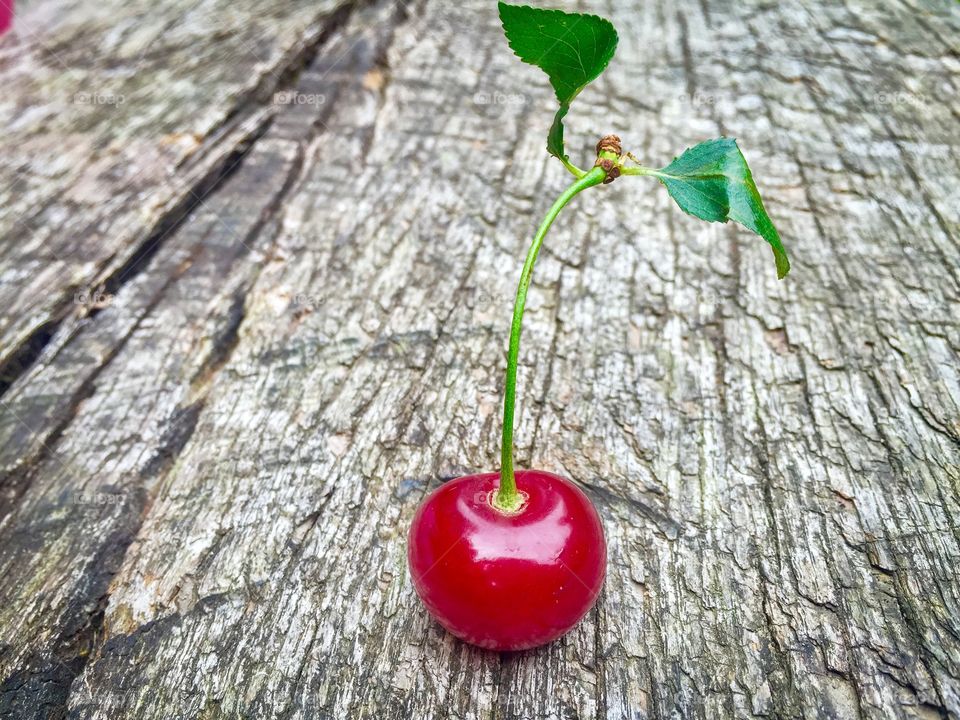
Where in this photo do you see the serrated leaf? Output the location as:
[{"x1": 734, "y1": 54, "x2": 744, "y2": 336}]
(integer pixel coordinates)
[
  {"x1": 654, "y1": 138, "x2": 791, "y2": 279},
  {"x1": 498, "y1": 1, "x2": 618, "y2": 164}
]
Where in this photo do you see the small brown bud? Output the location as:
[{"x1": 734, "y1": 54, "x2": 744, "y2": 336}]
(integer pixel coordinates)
[{"x1": 596, "y1": 134, "x2": 622, "y2": 157}]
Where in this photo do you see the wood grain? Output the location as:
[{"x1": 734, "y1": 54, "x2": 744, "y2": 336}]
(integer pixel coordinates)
[{"x1": 1, "y1": 0, "x2": 958, "y2": 718}]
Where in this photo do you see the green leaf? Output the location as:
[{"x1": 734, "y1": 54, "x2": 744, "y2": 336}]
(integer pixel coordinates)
[
  {"x1": 547, "y1": 104, "x2": 569, "y2": 160},
  {"x1": 498, "y1": 2, "x2": 618, "y2": 165},
  {"x1": 654, "y1": 138, "x2": 791, "y2": 279}
]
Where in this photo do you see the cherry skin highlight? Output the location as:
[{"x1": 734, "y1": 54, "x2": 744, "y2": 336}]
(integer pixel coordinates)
[{"x1": 408, "y1": 469, "x2": 606, "y2": 651}]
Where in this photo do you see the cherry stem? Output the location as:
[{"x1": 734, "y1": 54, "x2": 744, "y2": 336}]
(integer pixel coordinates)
[{"x1": 495, "y1": 165, "x2": 607, "y2": 512}]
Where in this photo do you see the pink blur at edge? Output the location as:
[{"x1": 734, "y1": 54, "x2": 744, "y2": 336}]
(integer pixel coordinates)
[{"x1": 0, "y1": 0, "x2": 13, "y2": 36}]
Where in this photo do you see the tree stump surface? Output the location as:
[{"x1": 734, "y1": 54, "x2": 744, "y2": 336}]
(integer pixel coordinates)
[{"x1": 1, "y1": 0, "x2": 958, "y2": 718}]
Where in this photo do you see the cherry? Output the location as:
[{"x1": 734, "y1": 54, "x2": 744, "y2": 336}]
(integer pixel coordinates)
[
  {"x1": 408, "y1": 469, "x2": 605, "y2": 651},
  {"x1": 408, "y1": 3, "x2": 789, "y2": 655},
  {"x1": 0, "y1": 0, "x2": 11, "y2": 35}
]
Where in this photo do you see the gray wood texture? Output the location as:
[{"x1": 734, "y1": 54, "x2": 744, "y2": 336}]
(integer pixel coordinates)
[{"x1": 1, "y1": 0, "x2": 958, "y2": 717}]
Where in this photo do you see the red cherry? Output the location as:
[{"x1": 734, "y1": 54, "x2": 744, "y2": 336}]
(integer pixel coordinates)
[
  {"x1": 0, "y1": 0, "x2": 12, "y2": 35},
  {"x1": 408, "y1": 469, "x2": 606, "y2": 651}
]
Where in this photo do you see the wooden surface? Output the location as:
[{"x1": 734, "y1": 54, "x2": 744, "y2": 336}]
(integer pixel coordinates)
[{"x1": 1, "y1": 0, "x2": 959, "y2": 717}]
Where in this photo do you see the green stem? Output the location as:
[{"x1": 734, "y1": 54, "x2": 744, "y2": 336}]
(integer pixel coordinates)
[
  {"x1": 619, "y1": 164, "x2": 658, "y2": 177},
  {"x1": 559, "y1": 155, "x2": 587, "y2": 179},
  {"x1": 495, "y1": 165, "x2": 607, "y2": 512}
]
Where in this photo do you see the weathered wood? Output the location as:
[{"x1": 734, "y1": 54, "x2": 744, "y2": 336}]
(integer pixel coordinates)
[
  {"x1": 0, "y1": 0, "x2": 353, "y2": 385},
  {"x1": 1, "y1": 0, "x2": 959, "y2": 718}
]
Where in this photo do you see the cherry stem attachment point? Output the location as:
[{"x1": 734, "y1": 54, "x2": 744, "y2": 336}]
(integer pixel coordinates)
[{"x1": 495, "y1": 164, "x2": 607, "y2": 512}]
